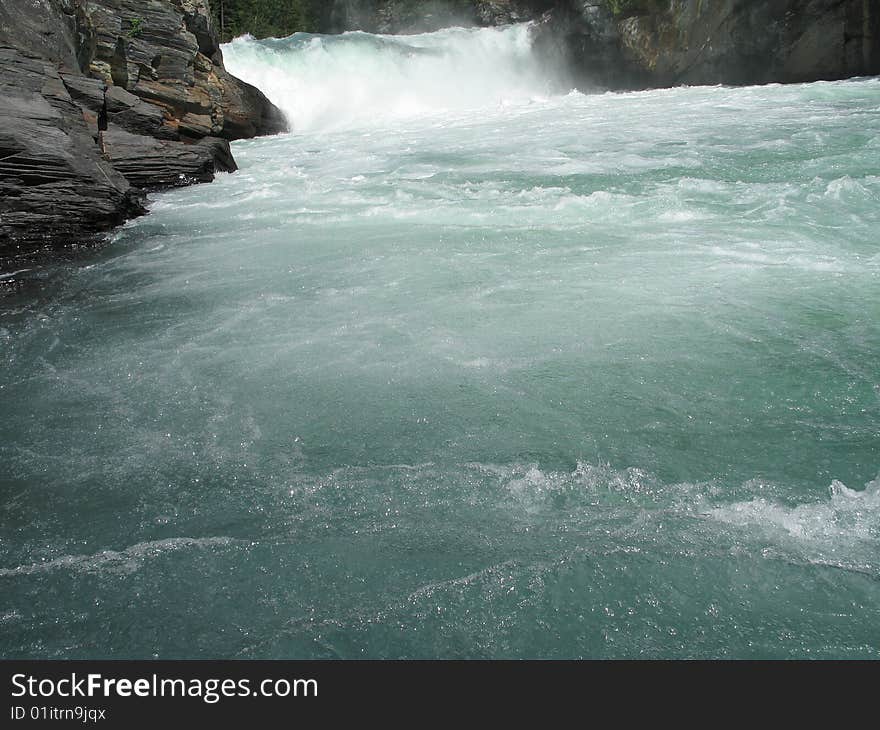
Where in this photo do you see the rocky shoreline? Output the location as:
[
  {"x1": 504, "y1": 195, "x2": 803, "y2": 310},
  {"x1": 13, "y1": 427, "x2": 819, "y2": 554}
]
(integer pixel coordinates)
[{"x1": 0, "y1": 0, "x2": 286, "y2": 269}]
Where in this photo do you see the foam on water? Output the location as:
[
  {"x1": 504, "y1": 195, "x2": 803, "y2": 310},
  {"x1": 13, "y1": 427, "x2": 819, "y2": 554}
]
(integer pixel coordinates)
[
  {"x1": 223, "y1": 24, "x2": 565, "y2": 131},
  {"x1": 711, "y1": 477, "x2": 880, "y2": 574}
]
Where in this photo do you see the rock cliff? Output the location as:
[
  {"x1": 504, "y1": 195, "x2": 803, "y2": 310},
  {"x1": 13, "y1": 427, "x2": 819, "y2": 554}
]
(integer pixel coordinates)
[{"x1": 0, "y1": 0, "x2": 287, "y2": 267}]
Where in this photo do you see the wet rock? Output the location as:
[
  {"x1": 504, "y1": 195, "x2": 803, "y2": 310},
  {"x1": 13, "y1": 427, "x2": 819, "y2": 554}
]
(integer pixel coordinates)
[
  {"x1": 103, "y1": 124, "x2": 237, "y2": 190},
  {"x1": 556, "y1": 0, "x2": 880, "y2": 89}
]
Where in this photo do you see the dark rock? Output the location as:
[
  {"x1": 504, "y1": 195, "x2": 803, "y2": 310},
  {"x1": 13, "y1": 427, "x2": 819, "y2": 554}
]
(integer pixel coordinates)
[
  {"x1": 58, "y1": 72, "x2": 107, "y2": 138},
  {"x1": 0, "y1": 46, "x2": 144, "y2": 264},
  {"x1": 59, "y1": 73, "x2": 106, "y2": 115},
  {"x1": 609, "y1": 0, "x2": 880, "y2": 88},
  {"x1": 472, "y1": 0, "x2": 556, "y2": 27},
  {"x1": 103, "y1": 124, "x2": 236, "y2": 190},
  {"x1": 83, "y1": 0, "x2": 287, "y2": 140},
  {"x1": 104, "y1": 85, "x2": 171, "y2": 138},
  {"x1": 547, "y1": 0, "x2": 880, "y2": 89},
  {"x1": 216, "y1": 69, "x2": 289, "y2": 140},
  {"x1": 533, "y1": 2, "x2": 650, "y2": 90},
  {"x1": 0, "y1": 0, "x2": 83, "y2": 71}
]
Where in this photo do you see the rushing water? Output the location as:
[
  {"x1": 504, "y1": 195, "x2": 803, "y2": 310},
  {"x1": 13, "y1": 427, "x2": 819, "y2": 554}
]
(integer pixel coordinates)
[{"x1": 1, "y1": 24, "x2": 879, "y2": 658}]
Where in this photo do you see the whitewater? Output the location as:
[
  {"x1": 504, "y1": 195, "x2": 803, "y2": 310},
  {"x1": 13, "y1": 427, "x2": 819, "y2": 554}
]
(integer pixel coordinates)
[{"x1": 1, "y1": 24, "x2": 878, "y2": 658}]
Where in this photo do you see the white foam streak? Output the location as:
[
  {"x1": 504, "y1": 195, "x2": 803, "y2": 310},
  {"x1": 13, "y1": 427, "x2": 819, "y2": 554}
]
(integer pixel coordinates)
[
  {"x1": 712, "y1": 478, "x2": 880, "y2": 540},
  {"x1": 710, "y1": 477, "x2": 880, "y2": 574},
  {"x1": 0, "y1": 537, "x2": 238, "y2": 578}
]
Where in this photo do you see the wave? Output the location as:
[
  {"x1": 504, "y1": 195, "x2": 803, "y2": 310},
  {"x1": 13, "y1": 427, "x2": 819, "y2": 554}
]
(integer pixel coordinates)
[
  {"x1": 222, "y1": 23, "x2": 568, "y2": 132},
  {"x1": 710, "y1": 476, "x2": 880, "y2": 575}
]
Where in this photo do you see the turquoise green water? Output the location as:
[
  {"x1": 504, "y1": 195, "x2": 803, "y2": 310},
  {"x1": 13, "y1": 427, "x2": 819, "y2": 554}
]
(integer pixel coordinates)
[{"x1": 1, "y1": 26, "x2": 879, "y2": 658}]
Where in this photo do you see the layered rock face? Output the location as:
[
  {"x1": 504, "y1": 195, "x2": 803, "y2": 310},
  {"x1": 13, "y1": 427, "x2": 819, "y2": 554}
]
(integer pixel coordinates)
[
  {"x1": 82, "y1": 0, "x2": 286, "y2": 140},
  {"x1": 0, "y1": 44, "x2": 143, "y2": 254},
  {"x1": 0, "y1": 0, "x2": 287, "y2": 265}
]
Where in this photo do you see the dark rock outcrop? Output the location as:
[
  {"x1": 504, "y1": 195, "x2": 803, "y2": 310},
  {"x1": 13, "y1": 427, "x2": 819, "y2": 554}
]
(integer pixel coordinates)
[
  {"x1": 0, "y1": 0, "x2": 287, "y2": 267},
  {"x1": 600, "y1": 0, "x2": 880, "y2": 88},
  {"x1": 82, "y1": 0, "x2": 286, "y2": 141},
  {"x1": 103, "y1": 124, "x2": 238, "y2": 190},
  {"x1": 0, "y1": 46, "x2": 144, "y2": 253}
]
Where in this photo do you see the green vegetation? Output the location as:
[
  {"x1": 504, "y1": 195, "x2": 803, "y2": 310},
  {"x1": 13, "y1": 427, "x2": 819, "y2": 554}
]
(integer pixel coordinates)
[
  {"x1": 604, "y1": 0, "x2": 660, "y2": 18},
  {"x1": 127, "y1": 17, "x2": 144, "y2": 38},
  {"x1": 211, "y1": 0, "x2": 315, "y2": 41}
]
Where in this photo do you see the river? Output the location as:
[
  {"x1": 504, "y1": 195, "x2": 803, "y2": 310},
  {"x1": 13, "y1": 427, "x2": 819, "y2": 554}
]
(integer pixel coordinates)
[{"x1": 1, "y1": 24, "x2": 878, "y2": 658}]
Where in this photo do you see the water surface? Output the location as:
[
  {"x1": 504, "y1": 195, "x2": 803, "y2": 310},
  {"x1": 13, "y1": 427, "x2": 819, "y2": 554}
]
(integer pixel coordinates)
[{"x1": 1, "y1": 25, "x2": 878, "y2": 658}]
